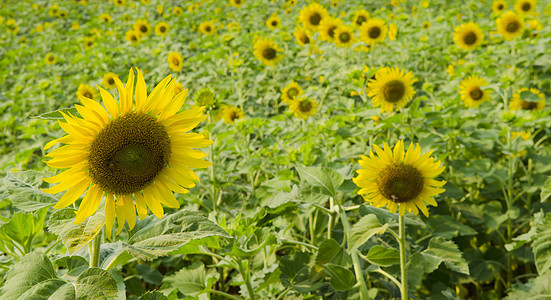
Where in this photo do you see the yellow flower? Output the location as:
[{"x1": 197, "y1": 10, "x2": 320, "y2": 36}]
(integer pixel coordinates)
[
  {"x1": 334, "y1": 25, "x2": 357, "y2": 47},
  {"x1": 42, "y1": 69, "x2": 211, "y2": 236},
  {"x1": 496, "y1": 11, "x2": 525, "y2": 40},
  {"x1": 133, "y1": 20, "x2": 152, "y2": 37},
  {"x1": 222, "y1": 105, "x2": 244, "y2": 124},
  {"x1": 512, "y1": 131, "x2": 531, "y2": 140},
  {"x1": 359, "y1": 18, "x2": 388, "y2": 46},
  {"x1": 293, "y1": 26, "x2": 312, "y2": 46},
  {"x1": 492, "y1": 0, "x2": 507, "y2": 13},
  {"x1": 99, "y1": 13, "x2": 112, "y2": 23},
  {"x1": 157, "y1": 4, "x2": 163, "y2": 14},
  {"x1": 510, "y1": 87, "x2": 545, "y2": 111},
  {"x1": 76, "y1": 83, "x2": 98, "y2": 101},
  {"x1": 173, "y1": 6, "x2": 183, "y2": 16},
  {"x1": 367, "y1": 67, "x2": 417, "y2": 113},
  {"x1": 113, "y1": 0, "x2": 125, "y2": 7},
  {"x1": 84, "y1": 37, "x2": 95, "y2": 50},
  {"x1": 125, "y1": 30, "x2": 141, "y2": 45},
  {"x1": 155, "y1": 22, "x2": 169, "y2": 37},
  {"x1": 253, "y1": 37, "x2": 283, "y2": 66},
  {"x1": 319, "y1": 17, "x2": 342, "y2": 42},
  {"x1": 352, "y1": 9, "x2": 370, "y2": 28},
  {"x1": 45, "y1": 53, "x2": 57, "y2": 65},
  {"x1": 289, "y1": 97, "x2": 318, "y2": 120},
  {"x1": 388, "y1": 23, "x2": 398, "y2": 41},
  {"x1": 266, "y1": 13, "x2": 281, "y2": 30},
  {"x1": 453, "y1": 22, "x2": 484, "y2": 51},
  {"x1": 281, "y1": 81, "x2": 304, "y2": 103},
  {"x1": 299, "y1": 3, "x2": 329, "y2": 31},
  {"x1": 199, "y1": 20, "x2": 216, "y2": 35},
  {"x1": 49, "y1": 4, "x2": 60, "y2": 17},
  {"x1": 422, "y1": 21, "x2": 431, "y2": 30},
  {"x1": 421, "y1": 0, "x2": 430, "y2": 8},
  {"x1": 72, "y1": 21, "x2": 79, "y2": 30},
  {"x1": 141, "y1": 0, "x2": 151, "y2": 4},
  {"x1": 459, "y1": 76, "x2": 492, "y2": 108},
  {"x1": 227, "y1": 22, "x2": 240, "y2": 31},
  {"x1": 174, "y1": 82, "x2": 184, "y2": 98},
  {"x1": 167, "y1": 52, "x2": 184, "y2": 72},
  {"x1": 230, "y1": 0, "x2": 243, "y2": 8},
  {"x1": 514, "y1": 0, "x2": 537, "y2": 16},
  {"x1": 353, "y1": 140, "x2": 446, "y2": 217},
  {"x1": 102, "y1": 72, "x2": 118, "y2": 90}
]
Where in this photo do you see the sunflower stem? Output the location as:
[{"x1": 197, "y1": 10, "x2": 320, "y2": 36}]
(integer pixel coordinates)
[
  {"x1": 90, "y1": 231, "x2": 102, "y2": 268},
  {"x1": 235, "y1": 257, "x2": 256, "y2": 300},
  {"x1": 398, "y1": 213, "x2": 408, "y2": 300}
]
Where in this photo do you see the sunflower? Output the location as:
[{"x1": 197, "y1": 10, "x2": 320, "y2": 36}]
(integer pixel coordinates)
[
  {"x1": 167, "y1": 52, "x2": 184, "y2": 72},
  {"x1": 221, "y1": 105, "x2": 244, "y2": 124},
  {"x1": 173, "y1": 6, "x2": 183, "y2": 16},
  {"x1": 293, "y1": 26, "x2": 311, "y2": 46},
  {"x1": 299, "y1": 3, "x2": 329, "y2": 31},
  {"x1": 453, "y1": 23, "x2": 484, "y2": 51},
  {"x1": 527, "y1": 19, "x2": 543, "y2": 38},
  {"x1": 281, "y1": 81, "x2": 304, "y2": 103},
  {"x1": 496, "y1": 11, "x2": 525, "y2": 40},
  {"x1": 42, "y1": 68, "x2": 211, "y2": 236},
  {"x1": 492, "y1": 0, "x2": 507, "y2": 13},
  {"x1": 133, "y1": 20, "x2": 151, "y2": 37},
  {"x1": 113, "y1": 0, "x2": 125, "y2": 7},
  {"x1": 230, "y1": 0, "x2": 243, "y2": 8},
  {"x1": 45, "y1": 53, "x2": 57, "y2": 65},
  {"x1": 194, "y1": 88, "x2": 217, "y2": 109},
  {"x1": 388, "y1": 23, "x2": 398, "y2": 41},
  {"x1": 253, "y1": 37, "x2": 283, "y2": 66},
  {"x1": 141, "y1": 0, "x2": 151, "y2": 4},
  {"x1": 359, "y1": 18, "x2": 388, "y2": 46},
  {"x1": 99, "y1": 13, "x2": 112, "y2": 23},
  {"x1": 125, "y1": 29, "x2": 141, "y2": 45},
  {"x1": 352, "y1": 9, "x2": 370, "y2": 28},
  {"x1": 367, "y1": 67, "x2": 416, "y2": 113},
  {"x1": 514, "y1": 0, "x2": 537, "y2": 16},
  {"x1": 199, "y1": 21, "x2": 216, "y2": 35},
  {"x1": 319, "y1": 17, "x2": 342, "y2": 42},
  {"x1": 266, "y1": 13, "x2": 281, "y2": 30},
  {"x1": 76, "y1": 84, "x2": 98, "y2": 101},
  {"x1": 512, "y1": 131, "x2": 531, "y2": 140},
  {"x1": 102, "y1": 72, "x2": 118, "y2": 90},
  {"x1": 84, "y1": 37, "x2": 95, "y2": 50},
  {"x1": 353, "y1": 140, "x2": 446, "y2": 217},
  {"x1": 334, "y1": 25, "x2": 357, "y2": 47},
  {"x1": 510, "y1": 87, "x2": 546, "y2": 111},
  {"x1": 289, "y1": 97, "x2": 318, "y2": 120},
  {"x1": 155, "y1": 22, "x2": 169, "y2": 37},
  {"x1": 422, "y1": 21, "x2": 431, "y2": 30},
  {"x1": 49, "y1": 4, "x2": 59, "y2": 17},
  {"x1": 459, "y1": 76, "x2": 492, "y2": 108}
]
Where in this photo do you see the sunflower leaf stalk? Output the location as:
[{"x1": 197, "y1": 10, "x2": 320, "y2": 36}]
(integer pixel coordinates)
[{"x1": 90, "y1": 231, "x2": 102, "y2": 268}]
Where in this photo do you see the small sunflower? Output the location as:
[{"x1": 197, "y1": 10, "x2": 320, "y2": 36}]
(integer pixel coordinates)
[
  {"x1": 133, "y1": 20, "x2": 151, "y2": 37},
  {"x1": 173, "y1": 6, "x2": 183, "y2": 16},
  {"x1": 281, "y1": 81, "x2": 304, "y2": 103},
  {"x1": 299, "y1": 3, "x2": 329, "y2": 31},
  {"x1": 359, "y1": 18, "x2": 388, "y2": 46},
  {"x1": 167, "y1": 52, "x2": 184, "y2": 72},
  {"x1": 253, "y1": 37, "x2": 283, "y2": 66},
  {"x1": 266, "y1": 13, "x2": 281, "y2": 30},
  {"x1": 459, "y1": 76, "x2": 492, "y2": 108},
  {"x1": 496, "y1": 11, "x2": 525, "y2": 40},
  {"x1": 194, "y1": 88, "x2": 217, "y2": 109},
  {"x1": 99, "y1": 13, "x2": 112, "y2": 23},
  {"x1": 125, "y1": 30, "x2": 141, "y2": 45},
  {"x1": 230, "y1": 0, "x2": 243, "y2": 8},
  {"x1": 510, "y1": 87, "x2": 546, "y2": 111},
  {"x1": 222, "y1": 105, "x2": 244, "y2": 124},
  {"x1": 514, "y1": 0, "x2": 537, "y2": 16},
  {"x1": 289, "y1": 97, "x2": 318, "y2": 120},
  {"x1": 45, "y1": 53, "x2": 57, "y2": 65},
  {"x1": 102, "y1": 72, "x2": 118, "y2": 90},
  {"x1": 76, "y1": 84, "x2": 98, "y2": 101},
  {"x1": 84, "y1": 37, "x2": 95, "y2": 50},
  {"x1": 422, "y1": 21, "x2": 431, "y2": 30},
  {"x1": 367, "y1": 67, "x2": 417, "y2": 113},
  {"x1": 453, "y1": 22, "x2": 484, "y2": 51},
  {"x1": 113, "y1": 0, "x2": 125, "y2": 7},
  {"x1": 492, "y1": 0, "x2": 507, "y2": 13},
  {"x1": 352, "y1": 9, "x2": 370, "y2": 28},
  {"x1": 293, "y1": 26, "x2": 311, "y2": 46},
  {"x1": 334, "y1": 25, "x2": 357, "y2": 47},
  {"x1": 155, "y1": 22, "x2": 169, "y2": 37},
  {"x1": 353, "y1": 140, "x2": 446, "y2": 217},
  {"x1": 388, "y1": 23, "x2": 398, "y2": 41},
  {"x1": 319, "y1": 17, "x2": 342, "y2": 42},
  {"x1": 199, "y1": 20, "x2": 216, "y2": 35},
  {"x1": 42, "y1": 68, "x2": 211, "y2": 236}
]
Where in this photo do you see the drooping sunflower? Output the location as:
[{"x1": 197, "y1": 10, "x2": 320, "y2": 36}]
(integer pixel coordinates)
[
  {"x1": 510, "y1": 87, "x2": 546, "y2": 111},
  {"x1": 42, "y1": 69, "x2": 212, "y2": 236},
  {"x1": 167, "y1": 52, "x2": 184, "y2": 72},
  {"x1": 253, "y1": 37, "x2": 283, "y2": 66},
  {"x1": 281, "y1": 81, "x2": 304, "y2": 103},
  {"x1": 319, "y1": 17, "x2": 342, "y2": 42},
  {"x1": 496, "y1": 11, "x2": 525, "y2": 40},
  {"x1": 45, "y1": 53, "x2": 57, "y2": 65},
  {"x1": 221, "y1": 105, "x2": 244, "y2": 124},
  {"x1": 199, "y1": 20, "x2": 216, "y2": 35},
  {"x1": 492, "y1": 0, "x2": 507, "y2": 13},
  {"x1": 266, "y1": 13, "x2": 281, "y2": 30},
  {"x1": 230, "y1": 0, "x2": 243, "y2": 8},
  {"x1": 76, "y1": 84, "x2": 98, "y2": 101},
  {"x1": 299, "y1": 3, "x2": 329, "y2": 31},
  {"x1": 99, "y1": 13, "x2": 112, "y2": 23},
  {"x1": 125, "y1": 29, "x2": 141, "y2": 45},
  {"x1": 453, "y1": 22, "x2": 484, "y2": 51},
  {"x1": 155, "y1": 22, "x2": 169, "y2": 37},
  {"x1": 289, "y1": 97, "x2": 318, "y2": 120},
  {"x1": 459, "y1": 76, "x2": 492, "y2": 108},
  {"x1": 293, "y1": 26, "x2": 311, "y2": 46},
  {"x1": 133, "y1": 20, "x2": 151, "y2": 37},
  {"x1": 353, "y1": 140, "x2": 446, "y2": 217},
  {"x1": 367, "y1": 67, "x2": 417, "y2": 113},
  {"x1": 352, "y1": 9, "x2": 370, "y2": 28},
  {"x1": 359, "y1": 18, "x2": 388, "y2": 46},
  {"x1": 334, "y1": 25, "x2": 357, "y2": 47},
  {"x1": 102, "y1": 72, "x2": 118, "y2": 90},
  {"x1": 515, "y1": 0, "x2": 537, "y2": 16}
]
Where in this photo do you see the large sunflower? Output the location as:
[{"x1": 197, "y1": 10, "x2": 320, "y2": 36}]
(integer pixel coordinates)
[
  {"x1": 253, "y1": 37, "x2": 283, "y2": 66},
  {"x1": 289, "y1": 97, "x2": 318, "y2": 120},
  {"x1": 510, "y1": 87, "x2": 546, "y2": 111},
  {"x1": 514, "y1": 0, "x2": 537, "y2": 16},
  {"x1": 319, "y1": 17, "x2": 342, "y2": 42},
  {"x1": 359, "y1": 18, "x2": 388, "y2": 46},
  {"x1": 281, "y1": 81, "x2": 304, "y2": 103},
  {"x1": 42, "y1": 68, "x2": 212, "y2": 236},
  {"x1": 492, "y1": 0, "x2": 507, "y2": 13},
  {"x1": 353, "y1": 141, "x2": 446, "y2": 217},
  {"x1": 459, "y1": 76, "x2": 492, "y2": 108},
  {"x1": 299, "y1": 3, "x2": 329, "y2": 31},
  {"x1": 453, "y1": 23, "x2": 484, "y2": 51},
  {"x1": 293, "y1": 26, "x2": 311, "y2": 46},
  {"x1": 334, "y1": 25, "x2": 357, "y2": 47},
  {"x1": 367, "y1": 67, "x2": 417, "y2": 113},
  {"x1": 496, "y1": 11, "x2": 525, "y2": 40}
]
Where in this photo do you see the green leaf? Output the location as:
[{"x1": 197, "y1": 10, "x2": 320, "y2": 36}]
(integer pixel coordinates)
[
  {"x1": 349, "y1": 214, "x2": 387, "y2": 250},
  {"x1": 532, "y1": 213, "x2": 551, "y2": 275},
  {"x1": 0, "y1": 207, "x2": 48, "y2": 255},
  {"x1": 296, "y1": 166, "x2": 344, "y2": 198},
  {"x1": 519, "y1": 90, "x2": 541, "y2": 102},
  {"x1": 407, "y1": 252, "x2": 442, "y2": 290},
  {"x1": 505, "y1": 273, "x2": 551, "y2": 299},
  {"x1": 323, "y1": 263, "x2": 355, "y2": 291},
  {"x1": 541, "y1": 177, "x2": 551, "y2": 202},
  {"x1": 124, "y1": 210, "x2": 230, "y2": 261},
  {"x1": 35, "y1": 107, "x2": 79, "y2": 120},
  {"x1": 73, "y1": 268, "x2": 119, "y2": 299},
  {"x1": 423, "y1": 237, "x2": 470, "y2": 275},
  {"x1": 47, "y1": 208, "x2": 105, "y2": 254},
  {"x1": 428, "y1": 215, "x2": 477, "y2": 239},
  {"x1": 2, "y1": 171, "x2": 58, "y2": 212},
  {"x1": 139, "y1": 291, "x2": 169, "y2": 300},
  {"x1": 164, "y1": 261, "x2": 207, "y2": 295},
  {"x1": 315, "y1": 239, "x2": 342, "y2": 265},
  {"x1": 364, "y1": 245, "x2": 400, "y2": 266},
  {"x1": 279, "y1": 251, "x2": 322, "y2": 293},
  {"x1": 505, "y1": 211, "x2": 544, "y2": 251},
  {"x1": 98, "y1": 242, "x2": 133, "y2": 271}
]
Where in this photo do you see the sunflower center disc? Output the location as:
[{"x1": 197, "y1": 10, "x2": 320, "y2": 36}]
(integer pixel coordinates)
[
  {"x1": 522, "y1": 3, "x2": 531, "y2": 11},
  {"x1": 310, "y1": 13, "x2": 321, "y2": 26},
  {"x1": 339, "y1": 32, "x2": 350, "y2": 42},
  {"x1": 140, "y1": 26, "x2": 147, "y2": 33},
  {"x1": 287, "y1": 88, "x2": 298, "y2": 98},
  {"x1": 463, "y1": 31, "x2": 477, "y2": 45},
  {"x1": 301, "y1": 35, "x2": 310, "y2": 44},
  {"x1": 497, "y1": 4, "x2": 503, "y2": 9},
  {"x1": 299, "y1": 100, "x2": 312, "y2": 112},
  {"x1": 469, "y1": 87, "x2": 483, "y2": 100},
  {"x1": 382, "y1": 80, "x2": 406, "y2": 103},
  {"x1": 521, "y1": 100, "x2": 538, "y2": 110},
  {"x1": 172, "y1": 58, "x2": 180, "y2": 66},
  {"x1": 368, "y1": 26, "x2": 381, "y2": 39},
  {"x1": 328, "y1": 26, "x2": 336, "y2": 38},
  {"x1": 377, "y1": 164, "x2": 424, "y2": 203},
  {"x1": 108, "y1": 78, "x2": 115, "y2": 85},
  {"x1": 356, "y1": 16, "x2": 366, "y2": 26},
  {"x1": 160, "y1": 26, "x2": 166, "y2": 32},
  {"x1": 263, "y1": 48, "x2": 276, "y2": 59},
  {"x1": 205, "y1": 26, "x2": 211, "y2": 32},
  {"x1": 272, "y1": 21, "x2": 277, "y2": 26},
  {"x1": 506, "y1": 21, "x2": 520, "y2": 33},
  {"x1": 89, "y1": 112, "x2": 171, "y2": 195}
]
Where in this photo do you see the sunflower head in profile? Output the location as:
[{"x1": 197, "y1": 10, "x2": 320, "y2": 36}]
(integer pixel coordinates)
[
  {"x1": 42, "y1": 68, "x2": 212, "y2": 236},
  {"x1": 102, "y1": 72, "x2": 118, "y2": 90},
  {"x1": 352, "y1": 9, "x2": 370, "y2": 28},
  {"x1": 77, "y1": 83, "x2": 98, "y2": 101},
  {"x1": 510, "y1": 87, "x2": 546, "y2": 111},
  {"x1": 459, "y1": 76, "x2": 492, "y2": 108},
  {"x1": 281, "y1": 81, "x2": 304, "y2": 103},
  {"x1": 319, "y1": 17, "x2": 342, "y2": 42},
  {"x1": 299, "y1": 3, "x2": 329, "y2": 31},
  {"x1": 453, "y1": 22, "x2": 484, "y2": 51},
  {"x1": 253, "y1": 37, "x2": 283, "y2": 66},
  {"x1": 266, "y1": 13, "x2": 281, "y2": 30},
  {"x1": 167, "y1": 52, "x2": 184, "y2": 72},
  {"x1": 155, "y1": 22, "x2": 169, "y2": 37},
  {"x1": 514, "y1": 0, "x2": 536, "y2": 16},
  {"x1": 221, "y1": 105, "x2": 244, "y2": 124},
  {"x1": 133, "y1": 20, "x2": 151, "y2": 37},
  {"x1": 125, "y1": 29, "x2": 141, "y2": 45},
  {"x1": 492, "y1": 0, "x2": 507, "y2": 13},
  {"x1": 496, "y1": 11, "x2": 525, "y2": 40},
  {"x1": 353, "y1": 140, "x2": 446, "y2": 217},
  {"x1": 230, "y1": 0, "x2": 243, "y2": 8},
  {"x1": 289, "y1": 97, "x2": 318, "y2": 120},
  {"x1": 334, "y1": 25, "x2": 357, "y2": 47},
  {"x1": 199, "y1": 20, "x2": 216, "y2": 35},
  {"x1": 293, "y1": 26, "x2": 311, "y2": 46},
  {"x1": 359, "y1": 18, "x2": 388, "y2": 46},
  {"x1": 367, "y1": 67, "x2": 417, "y2": 113},
  {"x1": 45, "y1": 53, "x2": 57, "y2": 65}
]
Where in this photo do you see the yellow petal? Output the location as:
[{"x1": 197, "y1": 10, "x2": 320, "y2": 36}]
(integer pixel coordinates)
[
  {"x1": 153, "y1": 180, "x2": 180, "y2": 208},
  {"x1": 121, "y1": 194, "x2": 136, "y2": 230},
  {"x1": 52, "y1": 177, "x2": 91, "y2": 208},
  {"x1": 115, "y1": 196, "x2": 126, "y2": 235},
  {"x1": 43, "y1": 163, "x2": 87, "y2": 183},
  {"x1": 125, "y1": 68, "x2": 135, "y2": 111},
  {"x1": 142, "y1": 186, "x2": 164, "y2": 218},
  {"x1": 97, "y1": 86, "x2": 119, "y2": 117},
  {"x1": 158, "y1": 89, "x2": 188, "y2": 122},
  {"x1": 45, "y1": 154, "x2": 88, "y2": 169},
  {"x1": 393, "y1": 140, "x2": 404, "y2": 164},
  {"x1": 414, "y1": 198, "x2": 429, "y2": 217},
  {"x1": 113, "y1": 77, "x2": 128, "y2": 115},
  {"x1": 135, "y1": 68, "x2": 147, "y2": 112},
  {"x1": 158, "y1": 174, "x2": 190, "y2": 194},
  {"x1": 105, "y1": 194, "x2": 115, "y2": 239},
  {"x1": 143, "y1": 74, "x2": 172, "y2": 113},
  {"x1": 134, "y1": 192, "x2": 148, "y2": 220},
  {"x1": 74, "y1": 184, "x2": 103, "y2": 224},
  {"x1": 78, "y1": 95, "x2": 110, "y2": 124}
]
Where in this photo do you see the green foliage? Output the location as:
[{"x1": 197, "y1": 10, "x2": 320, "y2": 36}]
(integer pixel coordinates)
[
  {"x1": 47, "y1": 208, "x2": 104, "y2": 254},
  {"x1": 0, "y1": 207, "x2": 47, "y2": 256},
  {"x1": 2, "y1": 171, "x2": 57, "y2": 212}
]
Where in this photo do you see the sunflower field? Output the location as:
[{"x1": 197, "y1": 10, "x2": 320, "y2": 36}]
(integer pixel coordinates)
[{"x1": 1, "y1": 0, "x2": 551, "y2": 299}]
